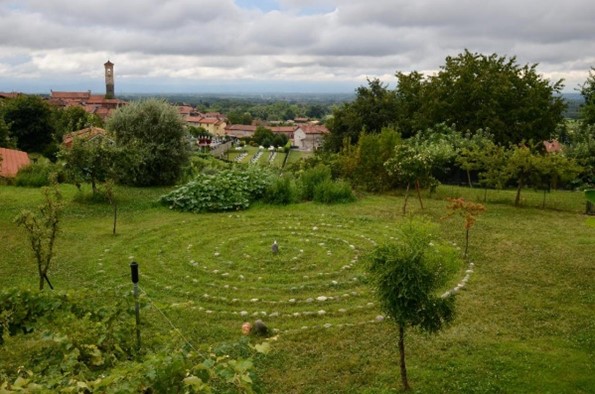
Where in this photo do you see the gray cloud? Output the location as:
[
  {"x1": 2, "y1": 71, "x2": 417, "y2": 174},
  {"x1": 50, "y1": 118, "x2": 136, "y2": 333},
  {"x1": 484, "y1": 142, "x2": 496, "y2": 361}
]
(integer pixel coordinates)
[{"x1": 1, "y1": 0, "x2": 594, "y2": 92}]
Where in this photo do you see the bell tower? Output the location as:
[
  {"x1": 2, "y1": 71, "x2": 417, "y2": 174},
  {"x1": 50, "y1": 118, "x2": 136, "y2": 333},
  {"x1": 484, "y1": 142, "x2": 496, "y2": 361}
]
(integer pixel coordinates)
[{"x1": 104, "y1": 60, "x2": 114, "y2": 99}]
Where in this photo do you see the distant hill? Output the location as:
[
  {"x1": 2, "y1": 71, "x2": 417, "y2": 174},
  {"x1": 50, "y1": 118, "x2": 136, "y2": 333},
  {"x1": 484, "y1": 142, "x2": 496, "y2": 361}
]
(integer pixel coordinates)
[{"x1": 561, "y1": 92, "x2": 583, "y2": 119}]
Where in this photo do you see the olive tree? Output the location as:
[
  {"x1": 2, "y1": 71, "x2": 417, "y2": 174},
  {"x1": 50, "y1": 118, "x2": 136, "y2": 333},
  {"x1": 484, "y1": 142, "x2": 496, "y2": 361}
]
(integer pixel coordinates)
[
  {"x1": 367, "y1": 220, "x2": 463, "y2": 391},
  {"x1": 107, "y1": 99, "x2": 190, "y2": 186}
]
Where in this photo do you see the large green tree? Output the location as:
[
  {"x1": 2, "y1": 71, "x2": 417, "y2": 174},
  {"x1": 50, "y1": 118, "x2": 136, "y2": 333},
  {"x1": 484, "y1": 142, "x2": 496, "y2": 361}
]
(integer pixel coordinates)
[
  {"x1": 107, "y1": 99, "x2": 190, "y2": 186},
  {"x1": 409, "y1": 50, "x2": 566, "y2": 145},
  {"x1": 325, "y1": 79, "x2": 398, "y2": 151},
  {"x1": 1, "y1": 94, "x2": 56, "y2": 154},
  {"x1": 579, "y1": 67, "x2": 595, "y2": 126}
]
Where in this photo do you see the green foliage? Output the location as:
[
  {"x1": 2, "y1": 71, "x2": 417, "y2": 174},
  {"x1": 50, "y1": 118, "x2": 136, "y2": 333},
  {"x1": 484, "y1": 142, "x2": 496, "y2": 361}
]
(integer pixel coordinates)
[
  {"x1": 107, "y1": 99, "x2": 190, "y2": 186},
  {"x1": 312, "y1": 179, "x2": 356, "y2": 204},
  {"x1": 565, "y1": 123, "x2": 595, "y2": 186},
  {"x1": 59, "y1": 136, "x2": 118, "y2": 194},
  {"x1": 299, "y1": 164, "x2": 333, "y2": 201},
  {"x1": 413, "y1": 50, "x2": 565, "y2": 145},
  {"x1": 367, "y1": 220, "x2": 461, "y2": 330},
  {"x1": 0, "y1": 117, "x2": 15, "y2": 148},
  {"x1": 336, "y1": 128, "x2": 401, "y2": 192},
  {"x1": 14, "y1": 159, "x2": 58, "y2": 187},
  {"x1": 0, "y1": 94, "x2": 55, "y2": 154},
  {"x1": 579, "y1": 67, "x2": 595, "y2": 126},
  {"x1": 325, "y1": 78, "x2": 398, "y2": 151},
  {"x1": 161, "y1": 165, "x2": 274, "y2": 212},
  {"x1": 586, "y1": 189, "x2": 595, "y2": 204},
  {"x1": 366, "y1": 219, "x2": 462, "y2": 390},
  {"x1": 52, "y1": 106, "x2": 102, "y2": 140},
  {"x1": 0, "y1": 288, "x2": 262, "y2": 393},
  {"x1": 263, "y1": 175, "x2": 299, "y2": 205},
  {"x1": 13, "y1": 184, "x2": 62, "y2": 290}
]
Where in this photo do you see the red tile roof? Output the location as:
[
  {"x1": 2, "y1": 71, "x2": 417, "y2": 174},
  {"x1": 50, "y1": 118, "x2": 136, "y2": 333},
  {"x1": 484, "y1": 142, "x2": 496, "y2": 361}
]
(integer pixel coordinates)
[
  {"x1": 225, "y1": 125, "x2": 257, "y2": 132},
  {"x1": 0, "y1": 92, "x2": 22, "y2": 99},
  {"x1": 301, "y1": 125, "x2": 329, "y2": 134},
  {"x1": 50, "y1": 90, "x2": 91, "y2": 100},
  {"x1": 0, "y1": 147, "x2": 30, "y2": 178},
  {"x1": 271, "y1": 126, "x2": 298, "y2": 133},
  {"x1": 63, "y1": 127, "x2": 108, "y2": 148}
]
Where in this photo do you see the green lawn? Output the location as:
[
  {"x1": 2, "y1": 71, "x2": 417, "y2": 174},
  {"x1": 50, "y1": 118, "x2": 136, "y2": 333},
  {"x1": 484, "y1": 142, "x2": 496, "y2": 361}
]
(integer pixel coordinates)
[{"x1": 1, "y1": 184, "x2": 593, "y2": 393}]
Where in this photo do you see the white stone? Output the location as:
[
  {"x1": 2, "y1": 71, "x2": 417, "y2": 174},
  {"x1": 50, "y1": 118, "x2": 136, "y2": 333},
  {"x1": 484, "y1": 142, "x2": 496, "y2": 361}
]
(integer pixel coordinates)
[
  {"x1": 338, "y1": 308, "x2": 347, "y2": 313},
  {"x1": 318, "y1": 310, "x2": 326, "y2": 315},
  {"x1": 288, "y1": 298, "x2": 296, "y2": 303},
  {"x1": 251, "y1": 298, "x2": 259, "y2": 302},
  {"x1": 375, "y1": 315, "x2": 385, "y2": 322},
  {"x1": 316, "y1": 296, "x2": 328, "y2": 302},
  {"x1": 240, "y1": 311, "x2": 248, "y2": 316},
  {"x1": 324, "y1": 323, "x2": 332, "y2": 329}
]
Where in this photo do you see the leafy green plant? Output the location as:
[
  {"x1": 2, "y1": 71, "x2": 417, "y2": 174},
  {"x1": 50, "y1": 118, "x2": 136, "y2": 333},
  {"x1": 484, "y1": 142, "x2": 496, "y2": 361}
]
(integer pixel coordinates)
[
  {"x1": 161, "y1": 165, "x2": 274, "y2": 213},
  {"x1": 0, "y1": 288, "x2": 266, "y2": 393},
  {"x1": 366, "y1": 220, "x2": 463, "y2": 391},
  {"x1": 14, "y1": 160, "x2": 57, "y2": 187},
  {"x1": 263, "y1": 175, "x2": 299, "y2": 205},
  {"x1": 299, "y1": 164, "x2": 332, "y2": 201},
  {"x1": 313, "y1": 179, "x2": 356, "y2": 204}
]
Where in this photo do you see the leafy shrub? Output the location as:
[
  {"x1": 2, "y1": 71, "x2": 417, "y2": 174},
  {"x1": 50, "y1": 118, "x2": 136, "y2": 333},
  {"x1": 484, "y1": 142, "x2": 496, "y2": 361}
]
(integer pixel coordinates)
[
  {"x1": 0, "y1": 288, "x2": 264, "y2": 393},
  {"x1": 161, "y1": 165, "x2": 274, "y2": 212},
  {"x1": 14, "y1": 160, "x2": 57, "y2": 187},
  {"x1": 313, "y1": 179, "x2": 356, "y2": 204},
  {"x1": 263, "y1": 176, "x2": 299, "y2": 205},
  {"x1": 299, "y1": 164, "x2": 332, "y2": 200}
]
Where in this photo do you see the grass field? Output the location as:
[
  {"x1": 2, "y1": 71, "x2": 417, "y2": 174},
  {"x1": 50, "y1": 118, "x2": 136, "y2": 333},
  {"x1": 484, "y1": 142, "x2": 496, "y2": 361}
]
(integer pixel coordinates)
[{"x1": 0, "y1": 184, "x2": 593, "y2": 393}]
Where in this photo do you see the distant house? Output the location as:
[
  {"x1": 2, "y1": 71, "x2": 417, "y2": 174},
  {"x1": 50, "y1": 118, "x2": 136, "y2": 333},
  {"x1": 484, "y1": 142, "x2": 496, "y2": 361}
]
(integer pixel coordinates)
[
  {"x1": 0, "y1": 147, "x2": 30, "y2": 178},
  {"x1": 62, "y1": 127, "x2": 109, "y2": 148},
  {"x1": 294, "y1": 124, "x2": 329, "y2": 151},
  {"x1": 224, "y1": 124, "x2": 258, "y2": 138},
  {"x1": 184, "y1": 115, "x2": 227, "y2": 135},
  {"x1": 178, "y1": 105, "x2": 197, "y2": 117},
  {"x1": 270, "y1": 126, "x2": 297, "y2": 140}
]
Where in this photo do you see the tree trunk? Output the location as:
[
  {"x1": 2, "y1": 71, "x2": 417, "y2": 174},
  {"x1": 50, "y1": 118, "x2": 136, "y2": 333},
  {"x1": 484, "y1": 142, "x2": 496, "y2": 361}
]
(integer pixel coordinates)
[
  {"x1": 415, "y1": 180, "x2": 424, "y2": 210},
  {"x1": 402, "y1": 182, "x2": 410, "y2": 214},
  {"x1": 542, "y1": 189, "x2": 547, "y2": 209},
  {"x1": 112, "y1": 202, "x2": 118, "y2": 235},
  {"x1": 467, "y1": 170, "x2": 473, "y2": 188},
  {"x1": 39, "y1": 275, "x2": 45, "y2": 291},
  {"x1": 398, "y1": 325, "x2": 411, "y2": 391},
  {"x1": 515, "y1": 179, "x2": 523, "y2": 207},
  {"x1": 483, "y1": 187, "x2": 488, "y2": 203}
]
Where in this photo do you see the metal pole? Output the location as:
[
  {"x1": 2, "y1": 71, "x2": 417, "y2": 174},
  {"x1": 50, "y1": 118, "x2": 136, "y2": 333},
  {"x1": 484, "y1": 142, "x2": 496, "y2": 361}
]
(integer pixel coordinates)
[{"x1": 130, "y1": 262, "x2": 141, "y2": 351}]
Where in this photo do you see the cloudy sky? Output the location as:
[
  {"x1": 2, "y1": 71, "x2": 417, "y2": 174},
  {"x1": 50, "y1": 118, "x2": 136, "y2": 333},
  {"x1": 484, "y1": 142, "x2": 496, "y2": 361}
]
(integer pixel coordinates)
[{"x1": 1, "y1": 0, "x2": 594, "y2": 94}]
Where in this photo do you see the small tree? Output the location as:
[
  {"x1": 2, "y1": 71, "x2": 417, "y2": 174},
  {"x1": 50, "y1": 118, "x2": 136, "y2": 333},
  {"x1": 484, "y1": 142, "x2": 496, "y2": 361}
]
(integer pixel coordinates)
[
  {"x1": 60, "y1": 136, "x2": 117, "y2": 195},
  {"x1": 506, "y1": 144, "x2": 540, "y2": 206},
  {"x1": 367, "y1": 220, "x2": 462, "y2": 391},
  {"x1": 14, "y1": 182, "x2": 63, "y2": 290},
  {"x1": 444, "y1": 198, "x2": 486, "y2": 259},
  {"x1": 384, "y1": 143, "x2": 434, "y2": 213}
]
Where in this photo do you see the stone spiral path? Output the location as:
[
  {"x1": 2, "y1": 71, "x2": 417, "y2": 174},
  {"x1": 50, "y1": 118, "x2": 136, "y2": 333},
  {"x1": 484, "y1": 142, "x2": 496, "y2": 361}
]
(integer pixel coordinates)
[{"x1": 116, "y1": 212, "x2": 471, "y2": 338}]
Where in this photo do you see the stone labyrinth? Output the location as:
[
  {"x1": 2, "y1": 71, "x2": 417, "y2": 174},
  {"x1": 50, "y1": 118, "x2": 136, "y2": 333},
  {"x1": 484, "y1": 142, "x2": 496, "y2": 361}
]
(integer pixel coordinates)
[{"x1": 137, "y1": 212, "x2": 471, "y2": 336}]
